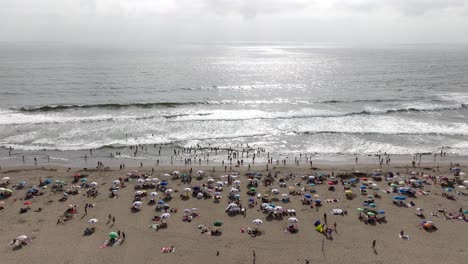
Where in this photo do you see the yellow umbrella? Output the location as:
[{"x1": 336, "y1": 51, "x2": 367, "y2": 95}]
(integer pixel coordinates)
[{"x1": 345, "y1": 190, "x2": 353, "y2": 194}]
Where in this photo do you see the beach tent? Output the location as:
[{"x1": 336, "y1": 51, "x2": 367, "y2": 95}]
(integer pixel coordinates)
[{"x1": 288, "y1": 217, "x2": 298, "y2": 223}]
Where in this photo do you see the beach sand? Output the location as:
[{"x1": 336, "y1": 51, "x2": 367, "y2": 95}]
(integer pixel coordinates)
[{"x1": 0, "y1": 163, "x2": 467, "y2": 264}]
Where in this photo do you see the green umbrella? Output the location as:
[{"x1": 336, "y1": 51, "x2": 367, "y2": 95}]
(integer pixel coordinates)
[
  {"x1": 213, "y1": 220, "x2": 223, "y2": 227},
  {"x1": 390, "y1": 183, "x2": 398, "y2": 188},
  {"x1": 463, "y1": 210, "x2": 468, "y2": 214},
  {"x1": 367, "y1": 212, "x2": 375, "y2": 216},
  {"x1": 357, "y1": 208, "x2": 365, "y2": 212},
  {"x1": 109, "y1": 232, "x2": 118, "y2": 239},
  {"x1": 249, "y1": 187, "x2": 256, "y2": 192}
]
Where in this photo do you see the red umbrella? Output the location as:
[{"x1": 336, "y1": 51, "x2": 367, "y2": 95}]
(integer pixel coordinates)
[
  {"x1": 327, "y1": 181, "x2": 334, "y2": 186},
  {"x1": 24, "y1": 201, "x2": 32, "y2": 205},
  {"x1": 362, "y1": 178, "x2": 368, "y2": 181}
]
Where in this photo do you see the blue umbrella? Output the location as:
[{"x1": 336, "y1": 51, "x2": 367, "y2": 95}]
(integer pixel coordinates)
[
  {"x1": 314, "y1": 220, "x2": 321, "y2": 227},
  {"x1": 19, "y1": 181, "x2": 27, "y2": 185},
  {"x1": 349, "y1": 178, "x2": 356, "y2": 183},
  {"x1": 445, "y1": 188, "x2": 453, "y2": 192},
  {"x1": 160, "y1": 182, "x2": 168, "y2": 186},
  {"x1": 304, "y1": 194, "x2": 312, "y2": 199},
  {"x1": 309, "y1": 183, "x2": 316, "y2": 186},
  {"x1": 157, "y1": 200, "x2": 165, "y2": 205},
  {"x1": 234, "y1": 194, "x2": 241, "y2": 198},
  {"x1": 81, "y1": 178, "x2": 87, "y2": 182},
  {"x1": 314, "y1": 199, "x2": 321, "y2": 204},
  {"x1": 248, "y1": 198, "x2": 255, "y2": 202},
  {"x1": 360, "y1": 185, "x2": 367, "y2": 189},
  {"x1": 369, "y1": 203, "x2": 377, "y2": 208},
  {"x1": 377, "y1": 210, "x2": 385, "y2": 214}
]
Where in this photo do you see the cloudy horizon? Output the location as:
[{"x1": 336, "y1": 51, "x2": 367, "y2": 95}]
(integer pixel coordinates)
[{"x1": 1, "y1": 0, "x2": 468, "y2": 45}]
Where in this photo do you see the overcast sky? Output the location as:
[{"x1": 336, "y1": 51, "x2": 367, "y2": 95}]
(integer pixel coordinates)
[{"x1": 1, "y1": 0, "x2": 467, "y2": 45}]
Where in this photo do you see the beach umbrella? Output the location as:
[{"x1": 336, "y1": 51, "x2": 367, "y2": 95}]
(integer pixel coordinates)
[
  {"x1": 367, "y1": 195, "x2": 374, "y2": 199},
  {"x1": 281, "y1": 193, "x2": 289, "y2": 198},
  {"x1": 313, "y1": 220, "x2": 321, "y2": 227},
  {"x1": 183, "y1": 208, "x2": 192, "y2": 215},
  {"x1": 271, "y1": 189, "x2": 280, "y2": 194},
  {"x1": 165, "y1": 189, "x2": 174, "y2": 193},
  {"x1": 360, "y1": 185, "x2": 367, "y2": 190},
  {"x1": 390, "y1": 183, "x2": 398, "y2": 188},
  {"x1": 288, "y1": 217, "x2": 299, "y2": 223},
  {"x1": 369, "y1": 203, "x2": 377, "y2": 208},
  {"x1": 213, "y1": 220, "x2": 223, "y2": 227},
  {"x1": 463, "y1": 210, "x2": 468, "y2": 214},
  {"x1": 327, "y1": 181, "x2": 334, "y2": 186},
  {"x1": 216, "y1": 181, "x2": 224, "y2": 186},
  {"x1": 159, "y1": 181, "x2": 168, "y2": 186},
  {"x1": 172, "y1": 171, "x2": 180, "y2": 175},
  {"x1": 345, "y1": 190, "x2": 353, "y2": 194},
  {"x1": 152, "y1": 178, "x2": 159, "y2": 182},
  {"x1": 197, "y1": 170, "x2": 204, "y2": 175},
  {"x1": 377, "y1": 210, "x2": 385, "y2": 214},
  {"x1": 252, "y1": 219, "x2": 263, "y2": 225},
  {"x1": 308, "y1": 176, "x2": 315, "y2": 180},
  {"x1": 249, "y1": 187, "x2": 256, "y2": 192},
  {"x1": 135, "y1": 190, "x2": 144, "y2": 196},
  {"x1": 234, "y1": 180, "x2": 241, "y2": 185},
  {"x1": 457, "y1": 185, "x2": 466, "y2": 189},
  {"x1": 0, "y1": 187, "x2": 5, "y2": 191},
  {"x1": 275, "y1": 206, "x2": 283, "y2": 212},
  {"x1": 150, "y1": 192, "x2": 158, "y2": 197},
  {"x1": 393, "y1": 196, "x2": 406, "y2": 201},
  {"x1": 90, "y1": 182, "x2": 98, "y2": 187},
  {"x1": 137, "y1": 179, "x2": 145, "y2": 184},
  {"x1": 261, "y1": 203, "x2": 270, "y2": 209},
  {"x1": 214, "y1": 192, "x2": 221, "y2": 196},
  {"x1": 16, "y1": 235, "x2": 28, "y2": 242},
  {"x1": 314, "y1": 199, "x2": 321, "y2": 204},
  {"x1": 184, "y1": 187, "x2": 192, "y2": 192},
  {"x1": 157, "y1": 199, "x2": 165, "y2": 204},
  {"x1": 304, "y1": 194, "x2": 312, "y2": 199},
  {"x1": 80, "y1": 178, "x2": 87, "y2": 182},
  {"x1": 230, "y1": 188, "x2": 239, "y2": 193},
  {"x1": 109, "y1": 232, "x2": 119, "y2": 239},
  {"x1": 163, "y1": 204, "x2": 170, "y2": 209},
  {"x1": 161, "y1": 213, "x2": 171, "y2": 219},
  {"x1": 112, "y1": 180, "x2": 120, "y2": 185},
  {"x1": 145, "y1": 178, "x2": 153, "y2": 182},
  {"x1": 23, "y1": 201, "x2": 32, "y2": 205},
  {"x1": 228, "y1": 203, "x2": 238, "y2": 208},
  {"x1": 367, "y1": 212, "x2": 375, "y2": 216},
  {"x1": 357, "y1": 208, "x2": 365, "y2": 212},
  {"x1": 112, "y1": 189, "x2": 118, "y2": 194},
  {"x1": 88, "y1": 218, "x2": 98, "y2": 224},
  {"x1": 309, "y1": 183, "x2": 316, "y2": 186},
  {"x1": 163, "y1": 173, "x2": 171, "y2": 177},
  {"x1": 132, "y1": 201, "x2": 142, "y2": 208},
  {"x1": 1, "y1": 177, "x2": 10, "y2": 181},
  {"x1": 445, "y1": 188, "x2": 454, "y2": 192},
  {"x1": 3, "y1": 189, "x2": 13, "y2": 193}
]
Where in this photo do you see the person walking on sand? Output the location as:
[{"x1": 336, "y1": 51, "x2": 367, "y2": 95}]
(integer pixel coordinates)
[
  {"x1": 372, "y1": 240, "x2": 376, "y2": 248},
  {"x1": 112, "y1": 216, "x2": 116, "y2": 224},
  {"x1": 122, "y1": 232, "x2": 126, "y2": 240},
  {"x1": 324, "y1": 213, "x2": 327, "y2": 224}
]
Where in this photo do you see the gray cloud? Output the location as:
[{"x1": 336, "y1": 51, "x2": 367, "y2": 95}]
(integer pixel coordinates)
[{"x1": 0, "y1": 0, "x2": 467, "y2": 44}]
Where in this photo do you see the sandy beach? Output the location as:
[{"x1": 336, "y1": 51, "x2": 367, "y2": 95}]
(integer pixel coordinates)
[{"x1": 0, "y1": 161, "x2": 467, "y2": 264}]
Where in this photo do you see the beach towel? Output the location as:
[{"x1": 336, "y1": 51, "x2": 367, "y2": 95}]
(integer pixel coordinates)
[{"x1": 161, "y1": 247, "x2": 175, "y2": 253}]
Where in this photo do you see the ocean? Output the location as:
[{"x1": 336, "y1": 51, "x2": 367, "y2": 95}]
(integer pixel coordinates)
[{"x1": 0, "y1": 43, "x2": 467, "y2": 165}]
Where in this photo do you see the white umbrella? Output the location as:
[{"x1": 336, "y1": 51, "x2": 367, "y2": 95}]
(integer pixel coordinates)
[
  {"x1": 228, "y1": 203, "x2": 238, "y2": 208},
  {"x1": 458, "y1": 185, "x2": 467, "y2": 189},
  {"x1": 183, "y1": 208, "x2": 192, "y2": 215},
  {"x1": 150, "y1": 192, "x2": 158, "y2": 197},
  {"x1": 16, "y1": 235, "x2": 28, "y2": 242},
  {"x1": 308, "y1": 176, "x2": 315, "y2": 180},
  {"x1": 184, "y1": 187, "x2": 192, "y2": 192},
  {"x1": 135, "y1": 190, "x2": 144, "y2": 195},
  {"x1": 463, "y1": 180, "x2": 468, "y2": 185},
  {"x1": 261, "y1": 203, "x2": 270, "y2": 209},
  {"x1": 191, "y1": 208, "x2": 198, "y2": 212},
  {"x1": 216, "y1": 181, "x2": 224, "y2": 186},
  {"x1": 172, "y1": 171, "x2": 180, "y2": 175},
  {"x1": 275, "y1": 206, "x2": 283, "y2": 212},
  {"x1": 207, "y1": 177, "x2": 214, "y2": 183},
  {"x1": 161, "y1": 213, "x2": 171, "y2": 219},
  {"x1": 90, "y1": 182, "x2": 98, "y2": 187},
  {"x1": 288, "y1": 217, "x2": 298, "y2": 223},
  {"x1": 137, "y1": 179, "x2": 145, "y2": 183},
  {"x1": 152, "y1": 178, "x2": 159, "y2": 182},
  {"x1": 252, "y1": 219, "x2": 263, "y2": 225},
  {"x1": 165, "y1": 189, "x2": 174, "y2": 193},
  {"x1": 197, "y1": 170, "x2": 204, "y2": 175},
  {"x1": 132, "y1": 201, "x2": 142, "y2": 208},
  {"x1": 234, "y1": 180, "x2": 241, "y2": 185},
  {"x1": 163, "y1": 173, "x2": 171, "y2": 177},
  {"x1": 271, "y1": 189, "x2": 280, "y2": 194},
  {"x1": 1, "y1": 177, "x2": 10, "y2": 181},
  {"x1": 88, "y1": 218, "x2": 99, "y2": 224},
  {"x1": 112, "y1": 180, "x2": 120, "y2": 185},
  {"x1": 281, "y1": 193, "x2": 289, "y2": 198},
  {"x1": 230, "y1": 188, "x2": 239, "y2": 193},
  {"x1": 0, "y1": 187, "x2": 5, "y2": 191},
  {"x1": 145, "y1": 178, "x2": 153, "y2": 182}
]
